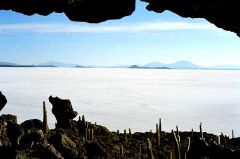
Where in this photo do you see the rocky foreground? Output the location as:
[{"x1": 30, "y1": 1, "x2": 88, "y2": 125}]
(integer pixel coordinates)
[{"x1": 1, "y1": 92, "x2": 240, "y2": 159}]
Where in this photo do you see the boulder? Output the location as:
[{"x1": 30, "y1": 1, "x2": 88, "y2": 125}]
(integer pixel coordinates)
[
  {"x1": 21, "y1": 119, "x2": 43, "y2": 132},
  {"x1": 0, "y1": 92, "x2": 7, "y2": 111},
  {"x1": 49, "y1": 132, "x2": 78, "y2": 159}
]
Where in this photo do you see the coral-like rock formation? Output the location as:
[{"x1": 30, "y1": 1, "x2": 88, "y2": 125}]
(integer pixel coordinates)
[
  {"x1": 49, "y1": 96, "x2": 78, "y2": 129},
  {"x1": 142, "y1": 0, "x2": 240, "y2": 36},
  {"x1": 0, "y1": 0, "x2": 136, "y2": 23},
  {"x1": 0, "y1": 92, "x2": 7, "y2": 111}
]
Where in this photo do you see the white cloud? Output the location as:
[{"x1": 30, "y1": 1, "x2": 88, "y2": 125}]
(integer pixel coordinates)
[{"x1": 0, "y1": 21, "x2": 220, "y2": 33}]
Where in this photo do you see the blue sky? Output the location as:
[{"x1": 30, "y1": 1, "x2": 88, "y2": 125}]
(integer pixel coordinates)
[{"x1": 0, "y1": 1, "x2": 240, "y2": 66}]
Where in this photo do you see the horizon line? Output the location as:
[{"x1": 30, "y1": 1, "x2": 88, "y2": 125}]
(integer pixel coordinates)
[{"x1": 1, "y1": 60, "x2": 240, "y2": 68}]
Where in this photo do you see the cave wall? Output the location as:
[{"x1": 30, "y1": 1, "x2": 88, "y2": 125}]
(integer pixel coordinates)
[{"x1": 0, "y1": 0, "x2": 240, "y2": 36}]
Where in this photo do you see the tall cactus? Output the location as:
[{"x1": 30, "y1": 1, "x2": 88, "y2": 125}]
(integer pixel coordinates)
[
  {"x1": 43, "y1": 101, "x2": 49, "y2": 134},
  {"x1": 129, "y1": 128, "x2": 132, "y2": 140},
  {"x1": 159, "y1": 118, "x2": 162, "y2": 133},
  {"x1": 90, "y1": 129, "x2": 94, "y2": 142},
  {"x1": 172, "y1": 130, "x2": 181, "y2": 159},
  {"x1": 158, "y1": 118, "x2": 162, "y2": 149},
  {"x1": 156, "y1": 123, "x2": 160, "y2": 150},
  {"x1": 232, "y1": 130, "x2": 234, "y2": 139},
  {"x1": 85, "y1": 128, "x2": 88, "y2": 139},
  {"x1": 176, "y1": 125, "x2": 179, "y2": 137},
  {"x1": 200, "y1": 123, "x2": 204, "y2": 140},
  {"x1": 184, "y1": 137, "x2": 191, "y2": 159},
  {"x1": 147, "y1": 138, "x2": 154, "y2": 159},
  {"x1": 124, "y1": 129, "x2": 127, "y2": 141},
  {"x1": 78, "y1": 115, "x2": 89, "y2": 138},
  {"x1": 120, "y1": 145, "x2": 124, "y2": 157},
  {"x1": 168, "y1": 150, "x2": 173, "y2": 159},
  {"x1": 82, "y1": 115, "x2": 86, "y2": 125},
  {"x1": 87, "y1": 129, "x2": 91, "y2": 140},
  {"x1": 216, "y1": 135, "x2": 221, "y2": 145},
  {"x1": 191, "y1": 129, "x2": 194, "y2": 137}
]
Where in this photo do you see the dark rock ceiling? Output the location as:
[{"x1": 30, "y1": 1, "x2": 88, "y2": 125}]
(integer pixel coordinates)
[{"x1": 0, "y1": 0, "x2": 239, "y2": 36}]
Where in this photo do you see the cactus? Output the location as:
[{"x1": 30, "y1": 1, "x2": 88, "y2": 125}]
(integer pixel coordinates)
[
  {"x1": 120, "y1": 145, "x2": 124, "y2": 157},
  {"x1": 43, "y1": 101, "x2": 49, "y2": 134},
  {"x1": 178, "y1": 135, "x2": 181, "y2": 144},
  {"x1": 159, "y1": 118, "x2": 162, "y2": 133},
  {"x1": 82, "y1": 115, "x2": 86, "y2": 125},
  {"x1": 128, "y1": 128, "x2": 132, "y2": 140},
  {"x1": 172, "y1": 130, "x2": 181, "y2": 159},
  {"x1": 124, "y1": 129, "x2": 127, "y2": 141},
  {"x1": 191, "y1": 129, "x2": 194, "y2": 137},
  {"x1": 216, "y1": 135, "x2": 221, "y2": 145},
  {"x1": 90, "y1": 129, "x2": 94, "y2": 142},
  {"x1": 168, "y1": 150, "x2": 173, "y2": 159},
  {"x1": 147, "y1": 138, "x2": 154, "y2": 159},
  {"x1": 232, "y1": 130, "x2": 234, "y2": 139},
  {"x1": 157, "y1": 118, "x2": 162, "y2": 149},
  {"x1": 78, "y1": 115, "x2": 89, "y2": 137},
  {"x1": 184, "y1": 137, "x2": 191, "y2": 159},
  {"x1": 176, "y1": 125, "x2": 179, "y2": 137},
  {"x1": 220, "y1": 132, "x2": 226, "y2": 145},
  {"x1": 200, "y1": 123, "x2": 204, "y2": 140},
  {"x1": 87, "y1": 129, "x2": 91, "y2": 140},
  {"x1": 176, "y1": 125, "x2": 181, "y2": 145},
  {"x1": 156, "y1": 123, "x2": 160, "y2": 149},
  {"x1": 85, "y1": 128, "x2": 88, "y2": 139}
]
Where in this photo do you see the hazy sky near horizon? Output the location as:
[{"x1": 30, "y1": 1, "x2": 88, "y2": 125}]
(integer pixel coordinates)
[{"x1": 0, "y1": 2, "x2": 240, "y2": 66}]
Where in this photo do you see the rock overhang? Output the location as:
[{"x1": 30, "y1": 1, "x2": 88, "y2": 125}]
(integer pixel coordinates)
[{"x1": 0, "y1": 0, "x2": 240, "y2": 37}]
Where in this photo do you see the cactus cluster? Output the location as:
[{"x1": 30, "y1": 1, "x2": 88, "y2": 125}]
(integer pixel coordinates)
[
  {"x1": 77, "y1": 115, "x2": 94, "y2": 141},
  {"x1": 172, "y1": 126, "x2": 191, "y2": 159},
  {"x1": 39, "y1": 100, "x2": 234, "y2": 159},
  {"x1": 172, "y1": 130, "x2": 181, "y2": 159}
]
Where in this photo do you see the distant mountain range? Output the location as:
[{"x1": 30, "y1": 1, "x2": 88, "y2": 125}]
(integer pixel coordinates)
[
  {"x1": 39, "y1": 61, "x2": 79, "y2": 67},
  {"x1": 130, "y1": 60, "x2": 240, "y2": 70},
  {"x1": 0, "y1": 61, "x2": 240, "y2": 70},
  {"x1": 0, "y1": 61, "x2": 17, "y2": 66},
  {"x1": 136, "y1": 60, "x2": 203, "y2": 69}
]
